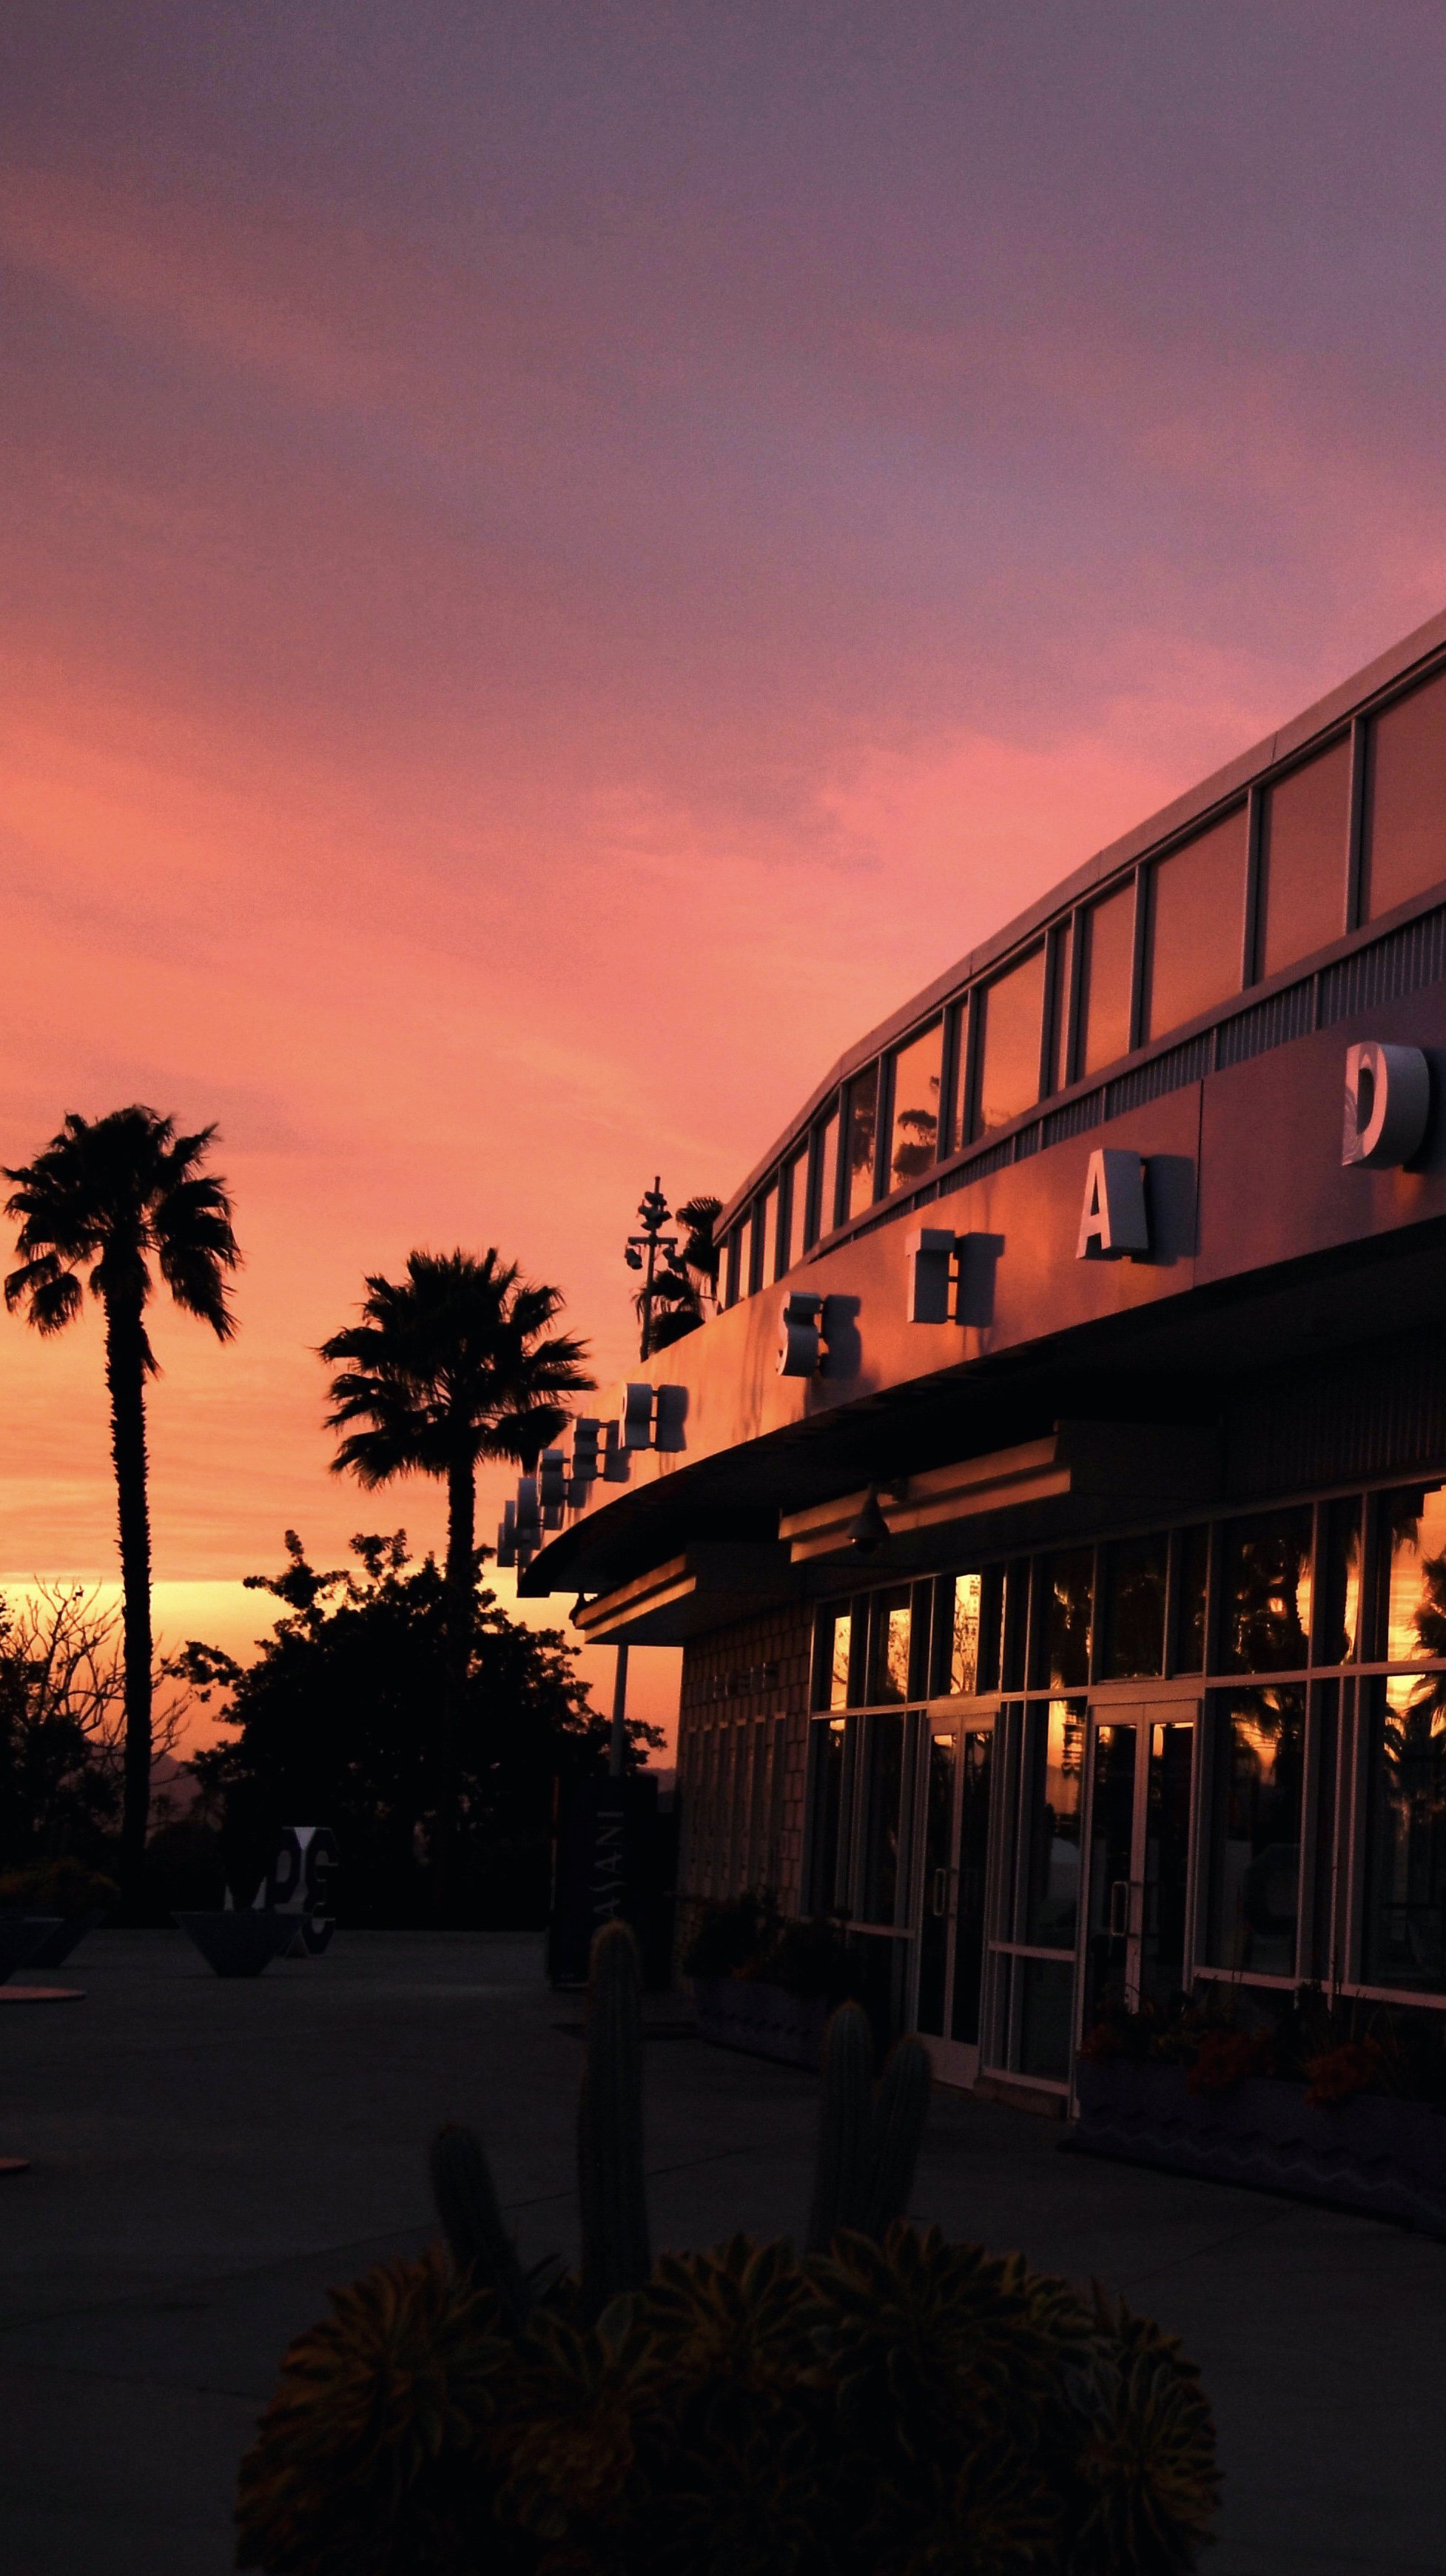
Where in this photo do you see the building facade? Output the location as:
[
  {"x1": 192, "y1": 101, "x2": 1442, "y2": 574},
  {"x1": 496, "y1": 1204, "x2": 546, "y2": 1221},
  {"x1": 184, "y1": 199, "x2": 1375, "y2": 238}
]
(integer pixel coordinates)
[{"x1": 522, "y1": 607, "x2": 1446, "y2": 2110}]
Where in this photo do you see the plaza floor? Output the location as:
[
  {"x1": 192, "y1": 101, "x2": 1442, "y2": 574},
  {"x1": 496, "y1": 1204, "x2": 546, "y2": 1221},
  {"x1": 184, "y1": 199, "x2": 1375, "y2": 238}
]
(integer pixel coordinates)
[{"x1": 0, "y1": 1929, "x2": 1442, "y2": 2572}]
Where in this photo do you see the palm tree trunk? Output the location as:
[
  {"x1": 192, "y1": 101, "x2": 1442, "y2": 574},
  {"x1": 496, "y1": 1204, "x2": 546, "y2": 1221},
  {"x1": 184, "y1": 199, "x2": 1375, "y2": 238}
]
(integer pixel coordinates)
[
  {"x1": 104, "y1": 1289, "x2": 153, "y2": 1916},
  {"x1": 433, "y1": 1450, "x2": 477, "y2": 1925}
]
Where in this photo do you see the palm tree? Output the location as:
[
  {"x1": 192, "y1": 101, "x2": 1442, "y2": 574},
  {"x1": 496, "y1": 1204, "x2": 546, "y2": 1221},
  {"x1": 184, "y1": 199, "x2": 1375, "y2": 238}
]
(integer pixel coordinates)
[
  {"x1": 4, "y1": 1107, "x2": 240, "y2": 1906},
  {"x1": 320, "y1": 1249, "x2": 593, "y2": 1919}
]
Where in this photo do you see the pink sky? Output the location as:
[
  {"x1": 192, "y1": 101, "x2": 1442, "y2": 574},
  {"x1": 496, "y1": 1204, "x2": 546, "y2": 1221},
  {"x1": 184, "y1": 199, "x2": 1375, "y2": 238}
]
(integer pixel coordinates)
[{"x1": 4, "y1": 4, "x2": 1446, "y2": 1749}]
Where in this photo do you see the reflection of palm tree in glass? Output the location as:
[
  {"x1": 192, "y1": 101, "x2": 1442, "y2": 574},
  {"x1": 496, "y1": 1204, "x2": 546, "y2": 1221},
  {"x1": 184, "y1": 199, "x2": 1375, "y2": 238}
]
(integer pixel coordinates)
[
  {"x1": 1231, "y1": 1526, "x2": 1311, "y2": 1675},
  {"x1": 891, "y1": 1079, "x2": 940, "y2": 1187},
  {"x1": 1379, "y1": 1549, "x2": 1446, "y2": 1965}
]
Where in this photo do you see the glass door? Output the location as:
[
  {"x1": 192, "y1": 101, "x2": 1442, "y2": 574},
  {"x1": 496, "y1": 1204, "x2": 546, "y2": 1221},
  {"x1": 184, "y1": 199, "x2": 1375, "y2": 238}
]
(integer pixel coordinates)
[
  {"x1": 914, "y1": 1717, "x2": 993, "y2": 2084},
  {"x1": 1083, "y1": 1705, "x2": 1195, "y2": 2030}
]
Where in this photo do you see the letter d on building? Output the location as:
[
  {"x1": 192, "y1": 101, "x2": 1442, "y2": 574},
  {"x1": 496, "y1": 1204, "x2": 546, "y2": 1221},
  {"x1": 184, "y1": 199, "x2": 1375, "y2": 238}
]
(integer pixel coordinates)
[{"x1": 1076, "y1": 1147, "x2": 1149, "y2": 1261}]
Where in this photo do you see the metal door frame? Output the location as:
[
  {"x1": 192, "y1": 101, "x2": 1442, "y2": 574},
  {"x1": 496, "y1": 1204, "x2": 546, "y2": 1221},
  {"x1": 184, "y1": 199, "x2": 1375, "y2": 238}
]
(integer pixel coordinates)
[
  {"x1": 909, "y1": 1700, "x2": 999, "y2": 2087},
  {"x1": 1072, "y1": 1691, "x2": 1202, "y2": 2073}
]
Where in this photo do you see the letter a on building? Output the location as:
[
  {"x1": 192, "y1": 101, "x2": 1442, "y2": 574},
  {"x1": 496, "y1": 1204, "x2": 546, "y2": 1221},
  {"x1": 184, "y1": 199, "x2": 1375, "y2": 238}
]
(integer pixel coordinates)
[{"x1": 1076, "y1": 1148, "x2": 1149, "y2": 1260}]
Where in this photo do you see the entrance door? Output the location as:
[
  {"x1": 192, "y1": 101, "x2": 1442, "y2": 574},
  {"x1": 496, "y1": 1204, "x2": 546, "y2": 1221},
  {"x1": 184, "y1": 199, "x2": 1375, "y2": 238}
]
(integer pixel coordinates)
[
  {"x1": 1083, "y1": 1707, "x2": 1195, "y2": 2029},
  {"x1": 915, "y1": 1719, "x2": 993, "y2": 2084}
]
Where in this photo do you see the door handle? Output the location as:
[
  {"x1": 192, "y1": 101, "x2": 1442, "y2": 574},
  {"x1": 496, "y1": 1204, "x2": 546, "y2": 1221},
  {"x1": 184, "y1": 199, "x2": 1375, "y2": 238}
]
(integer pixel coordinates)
[
  {"x1": 1108, "y1": 1878, "x2": 1130, "y2": 1939},
  {"x1": 931, "y1": 1866, "x2": 949, "y2": 1918}
]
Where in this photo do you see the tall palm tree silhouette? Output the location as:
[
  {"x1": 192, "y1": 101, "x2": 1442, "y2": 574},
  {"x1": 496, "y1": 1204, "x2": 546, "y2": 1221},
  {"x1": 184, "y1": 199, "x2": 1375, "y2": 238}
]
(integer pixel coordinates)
[
  {"x1": 4, "y1": 1107, "x2": 240, "y2": 1905},
  {"x1": 320, "y1": 1250, "x2": 592, "y2": 1918}
]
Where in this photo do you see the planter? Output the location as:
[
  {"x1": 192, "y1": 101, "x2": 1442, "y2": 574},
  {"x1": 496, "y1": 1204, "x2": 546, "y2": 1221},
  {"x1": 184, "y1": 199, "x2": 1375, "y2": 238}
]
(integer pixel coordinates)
[
  {"x1": 0, "y1": 1916, "x2": 62, "y2": 1984},
  {"x1": 1072, "y1": 2057, "x2": 1446, "y2": 2236},
  {"x1": 175, "y1": 1910, "x2": 297, "y2": 1978},
  {"x1": 21, "y1": 1910, "x2": 104, "y2": 1970},
  {"x1": 693, "y1": 1976, "x2": 828, "y2": 2070}
]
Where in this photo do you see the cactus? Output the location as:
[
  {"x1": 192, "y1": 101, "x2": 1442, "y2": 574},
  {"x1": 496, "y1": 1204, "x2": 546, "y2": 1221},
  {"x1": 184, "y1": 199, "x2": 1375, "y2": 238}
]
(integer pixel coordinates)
[
  {"x1": 577, "y1": 1916, "x2": 651, "y2": 2312},
  {"x1": 806, "y1": 2000, "x2": 875, "y2": 2250},
  {"x1": 428, "y1": 2122, "x2": 532, "y2": 2331},
  {"x1": 863, "y1": 2035, "x2": 930, "y2": 2239}
]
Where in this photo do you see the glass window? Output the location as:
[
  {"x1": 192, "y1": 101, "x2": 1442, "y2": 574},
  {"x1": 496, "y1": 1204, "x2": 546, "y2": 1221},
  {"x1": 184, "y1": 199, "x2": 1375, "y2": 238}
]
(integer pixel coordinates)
[
  {"x1": 1364, "y1": 1673, "x2": 1446, "y2": 1990},
  {"x1": 779, "y1": 1143, "x2": 809, "y2": 1275},
  {"x1": 1208, "y1": 1686, "x2": 1305, "y2": 1975},
  {"x1": 1221, "y1": 1509, "x2": 1313, "y2": 1673},
  {"x1": 975, "y1": 947, "x2": 1046, "y2": 1135},
  {"x1": 750, "y1": 1182, "x2": 778, "y2": 1292},
  {"x1": 887, "y1": 1021, "x2": 943, "y2": 1190},
  {"x1": 818, "y1": 1609, "x2": 853, "y2": 1711},
  {"x1": 1174, "y1": 1525, "x2": 1209, "y2": 1673},
  {"x1": 807, "y1": 1716, "x2": 847, "y2": 1914},
  {"x1": 1103, "y1": 1534, "x2": 1167, "y2": 1678},
  {"x1": 1146, "y1": 806, "x2": 1248, "y2": 1040},
  {"x1": 843, "y1": 1067, "x2": 878, "y2": 1218},
  {"x1": 1365, "y1": 670, "x2": 1446, "y2": 922},
  {"x1": 1319, "y1": 1497, "x2": 1362, "y2": 1664},
  {"x1": 859, "y1": 1709, "x2": 906, "y2": 1923},
  {"x1": 1037, "y1": 1549, "x2": 1093, "y2": 1688},
  {"x1": 1012, "y1": 1956, "x2": 1075, "y2": 2082},
  {"x1": 1380, "y1": 1484, "x2": 1446, "y2": 1663},
  {"x1": 723, "y1": 1225, "x2": 742, "y2": 1309},
  {"x1": 813, "y1": 1106, "x2": 841, "y2": 1242},
  {"x1": 945, "y1": 1572, "x2": 981, "y2": 1696},
  {"x1": 1260, "y1": 737, "x2": 1351, "y2": 978},
  {"x1": 1022, "y1": 1697, "x2": 1086, "y2": 1947},
  {"x1": 1078, "y1": 881, "x2": 1136, "y2": 1076},
  {"x1": 870, "y1": 1589, "x2": 912, "y2": 1704}
]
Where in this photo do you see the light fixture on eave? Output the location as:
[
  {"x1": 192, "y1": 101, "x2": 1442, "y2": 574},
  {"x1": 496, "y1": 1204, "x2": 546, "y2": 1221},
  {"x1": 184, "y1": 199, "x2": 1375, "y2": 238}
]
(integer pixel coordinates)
[{"x1": 848, "y1": 1483, "x2": 890, "y2": 1554}]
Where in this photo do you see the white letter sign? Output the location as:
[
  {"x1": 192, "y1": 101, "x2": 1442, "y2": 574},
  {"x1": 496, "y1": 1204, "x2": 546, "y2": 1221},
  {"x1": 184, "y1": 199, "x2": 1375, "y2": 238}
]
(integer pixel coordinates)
[
  {"x1": 1076, "y1": 1148, "x2": 1149, "y2": 1261},
  {"x1": 1342, "y1": 1042, "x2": 1430, "y2": 1169}
]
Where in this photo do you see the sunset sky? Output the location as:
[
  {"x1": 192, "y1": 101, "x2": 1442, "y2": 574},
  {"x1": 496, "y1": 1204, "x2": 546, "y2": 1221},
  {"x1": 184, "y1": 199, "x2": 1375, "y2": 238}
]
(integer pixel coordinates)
[{"x1": 5, "y1": 4, "x2": 1446, "y2": 1743}]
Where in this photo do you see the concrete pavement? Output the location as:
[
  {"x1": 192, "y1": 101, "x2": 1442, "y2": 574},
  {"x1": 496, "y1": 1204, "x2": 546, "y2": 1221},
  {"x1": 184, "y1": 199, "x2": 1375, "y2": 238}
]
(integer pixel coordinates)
[{"x1": 1, "y1": 1930, "x2": 1442, "y2": 2573}]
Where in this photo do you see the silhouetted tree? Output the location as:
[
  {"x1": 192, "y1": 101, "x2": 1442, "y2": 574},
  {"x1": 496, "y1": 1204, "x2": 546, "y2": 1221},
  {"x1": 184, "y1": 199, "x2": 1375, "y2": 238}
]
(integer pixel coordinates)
[
  {"x1": 319, "y1": 1250, "x2": 593, "y2": 1919},
  {"x1": 4, "y1": 1108, "x2": 239, "y2": 1906},
  {"x1": 190, "y1": 1532, "x2": 656, "y2": 1922}
]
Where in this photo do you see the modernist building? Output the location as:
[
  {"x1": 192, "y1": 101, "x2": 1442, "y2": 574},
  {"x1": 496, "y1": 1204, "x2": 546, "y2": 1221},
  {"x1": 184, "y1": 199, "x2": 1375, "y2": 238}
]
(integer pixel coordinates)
[{"x1": 521, "y1": 608, "x2": 1446, "y2": 2109}]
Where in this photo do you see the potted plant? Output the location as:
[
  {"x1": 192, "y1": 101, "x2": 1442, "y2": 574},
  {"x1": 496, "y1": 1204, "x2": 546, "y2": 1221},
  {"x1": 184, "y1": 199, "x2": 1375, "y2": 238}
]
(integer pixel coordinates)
[
  {"x1": 684, "y1": 1892, "x2": 863, "y2": 2068},
  {"x1": 1073, "y1": 1986, "x2": 1446, "y2": 2235},
  {"x1": 237, "y1": 1923, "x2": 1220, "y2": 2575}
]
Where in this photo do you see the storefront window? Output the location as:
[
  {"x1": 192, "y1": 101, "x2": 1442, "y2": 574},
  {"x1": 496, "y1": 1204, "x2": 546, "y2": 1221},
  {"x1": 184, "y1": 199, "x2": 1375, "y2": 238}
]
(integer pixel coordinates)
[
  {"x1": 1260, "y1": 738, "x2": 1351, "y2": 977},
  {"x1": 887, "y1": 1021, "x2": 943, "y2": 1190},
  {"x1": 859, "y1": 1709, "x2": 906, "y2": 1924},
  {"x1": 1365, "y1": 668, "x2": 1446, "y2": 922},
  {"x1": 1014, "y1": 1956, "x2": 1075, "y2": 2082},
  {"x1": 974, "y1": 947, "x2": 1046, "y2": 1135},
  {"x1": 1380, "y1": 1483, "x2": 1446, "y2": 1662},
  {"x1": 1364, "y1": 1673, "x2": 1446, "y2": 1990},
  {"x1": 1037, "y1": 1550, "x2": 1093, "y2": 1687},
  {"x1": 1221, "y1": 1509, "x2": 1313, "y2": 1672},
  {"x1": 1174, "y1": 1526, "x2": 1209, "y2": 1673},
  {"x1": 1207, "y1": 1687, "x2": 1304, "y2": 1976},
  {"x1": 1103, "y1": 1534, "x2": 1167, "y2": 1677},
  {"x1": 946, "y1": 1572, "x2": 981, "y2": 1695},
  {"x1": 1078, "y1": 881, "x2": 1136, "y2": 1076},
  {"x1": 844, "y1": 1067, "x2": 878, "y2": 1219},
  {"x1": 807, "y1": 1717, "x2": 847, "y2": 1915},
  {"x1": 1319, "y1": 1497, "x2": 1362, "y2": 1663},
  {"x1": 819, "y1": 1609, "x2": 853, "y2": 1711},
  {"x1": 1021, "y1": 1698, "x2": 1086, "y2": 1948},
  {"x1": 871, "y1": 1589, "x2": 912, "y2": 1703},
  {"x1": 1145, "y1": 807, "x2": 1248, "y2": 1041}
]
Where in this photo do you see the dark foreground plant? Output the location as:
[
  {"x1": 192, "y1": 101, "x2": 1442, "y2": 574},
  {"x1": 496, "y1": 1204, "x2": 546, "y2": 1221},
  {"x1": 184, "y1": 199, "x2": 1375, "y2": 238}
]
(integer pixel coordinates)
[{"x1": 237, "y1": 1925, "x2": 1218, "y2": 2575}]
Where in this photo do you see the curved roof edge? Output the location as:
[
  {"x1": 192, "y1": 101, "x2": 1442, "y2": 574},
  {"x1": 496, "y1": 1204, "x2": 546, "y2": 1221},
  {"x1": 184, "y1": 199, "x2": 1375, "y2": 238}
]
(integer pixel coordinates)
[{"x1": 716, "y1": 601, "x2": 1446, "y2": 1237}]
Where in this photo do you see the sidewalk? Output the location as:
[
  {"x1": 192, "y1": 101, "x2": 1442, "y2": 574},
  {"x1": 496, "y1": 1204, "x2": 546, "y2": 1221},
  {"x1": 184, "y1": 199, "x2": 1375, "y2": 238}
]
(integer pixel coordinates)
[{"x1": 1, "y1": 1930, "x2": 1442, "y2": 2573}]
